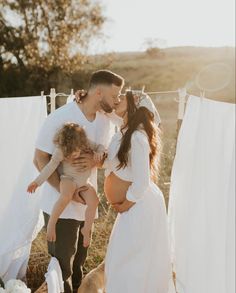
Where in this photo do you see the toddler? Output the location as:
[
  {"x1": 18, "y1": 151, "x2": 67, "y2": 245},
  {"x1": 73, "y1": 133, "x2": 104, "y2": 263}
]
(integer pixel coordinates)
[{"x1": 27, "y1": 122, "x2": 105, "y2": 247}]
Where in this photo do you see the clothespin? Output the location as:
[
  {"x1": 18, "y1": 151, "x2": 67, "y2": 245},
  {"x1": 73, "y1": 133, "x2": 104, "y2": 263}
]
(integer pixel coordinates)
[
  {"x1": 200, "y1": 90, "x2": 205, "y2": 100},
  {"x1": 177, "y1": 88, "x2": 187, "y2": 120},
  {"x1": 50, "y1": 88, "x2": 56, "y2": 112}
]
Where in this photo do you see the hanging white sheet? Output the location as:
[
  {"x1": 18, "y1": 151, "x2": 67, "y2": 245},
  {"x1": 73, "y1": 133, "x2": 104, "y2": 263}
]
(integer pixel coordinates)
[
  {"x1": 168, "y1": 96, "x2": 235, "y2": 293},
  {"x1": 0, "y1": 96, "x2": 47, "y2": 282}
]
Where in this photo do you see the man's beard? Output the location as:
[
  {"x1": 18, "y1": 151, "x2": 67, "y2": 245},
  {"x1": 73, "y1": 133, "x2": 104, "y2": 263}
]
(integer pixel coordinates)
[{"x1": 100, "y1": 100, "x2": 113, "y2": 113}]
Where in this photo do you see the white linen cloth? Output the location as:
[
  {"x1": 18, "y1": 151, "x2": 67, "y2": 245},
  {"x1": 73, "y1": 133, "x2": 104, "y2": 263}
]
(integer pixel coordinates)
[
  {"x1": 45, "y1": 257, "x2": 64, "y2": 293},
  {"x1": 0, "y1": 96, "x2": 47, "y2": 282},
  {"x1": 104, "y1": 130, "x2": 174, "y2": 293},
  {"x1": 168, "y1": 95, "x2": 235, "y2": 293}
]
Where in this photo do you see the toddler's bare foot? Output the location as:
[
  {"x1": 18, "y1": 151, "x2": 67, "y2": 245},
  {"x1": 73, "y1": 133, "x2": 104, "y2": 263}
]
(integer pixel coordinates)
[{"x1": 81, "y1": 226, "x2": 91, "y2": 247}]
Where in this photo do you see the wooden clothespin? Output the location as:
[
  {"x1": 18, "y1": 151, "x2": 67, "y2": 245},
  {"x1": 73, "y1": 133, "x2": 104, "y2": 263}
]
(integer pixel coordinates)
[
  {"x1": 50, "y1": 88, "x2": 56, "y2": 113},
  {"x1": 177, "y1": 88, "x2": 187, "y2": 120},
  {"x1": 200, "y1": 90, "x2": 205, "y2": 101}
]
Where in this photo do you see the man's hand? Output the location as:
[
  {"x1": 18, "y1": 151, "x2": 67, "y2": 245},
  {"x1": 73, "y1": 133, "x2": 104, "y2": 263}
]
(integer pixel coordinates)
[
  {"x1": 112, "y1": 199, "x2": 135, "y2": 213},
  {"x1": 70, "y1": 152, "x2": 97, "y2": 172},
  {"x1": 72, "y1": 185, "x2": 89, "y2": 205}
]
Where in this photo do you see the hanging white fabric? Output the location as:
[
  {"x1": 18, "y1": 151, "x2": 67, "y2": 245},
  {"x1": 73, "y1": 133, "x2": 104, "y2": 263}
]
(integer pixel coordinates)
[
  {"x1": 45, "y1": 257, "x2": 64, "y2": 293},
  {"x1": 168, "y1": 95, "x2": 235, "y2": 293},
  {"x1": 0, "y1": 96, "x2": 47, "y2": 282},
  {"x1": 66, "y1": 94, "x2": 74, "y2": 104}
]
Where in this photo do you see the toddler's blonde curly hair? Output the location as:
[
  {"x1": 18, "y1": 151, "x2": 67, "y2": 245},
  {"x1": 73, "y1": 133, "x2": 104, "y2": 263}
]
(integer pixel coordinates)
[{"x1": 53, "y1": 122, "x2": 91, "y2": 157}]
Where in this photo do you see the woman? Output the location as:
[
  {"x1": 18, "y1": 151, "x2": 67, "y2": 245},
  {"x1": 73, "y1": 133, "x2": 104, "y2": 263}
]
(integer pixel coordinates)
[{"x1": 103, "y1": 90, "x2": 172, "y2": 293}]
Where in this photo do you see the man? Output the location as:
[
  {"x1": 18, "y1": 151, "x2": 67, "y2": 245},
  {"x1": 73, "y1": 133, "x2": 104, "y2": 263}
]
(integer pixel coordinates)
[{"x1": 33, "y1": 70, "x2": 124, "y2": 293}]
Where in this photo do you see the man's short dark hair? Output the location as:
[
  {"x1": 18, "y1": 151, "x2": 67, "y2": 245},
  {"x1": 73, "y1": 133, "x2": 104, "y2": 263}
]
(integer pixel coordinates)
[{"x1": 89, "y1": 70, "x2": 124, "y2": 88}]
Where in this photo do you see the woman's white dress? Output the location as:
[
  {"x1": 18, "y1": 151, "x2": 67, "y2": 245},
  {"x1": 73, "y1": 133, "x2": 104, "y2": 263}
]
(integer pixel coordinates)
[{"x1": 104, "y1": 130, "x2": 173, "y2": 293}]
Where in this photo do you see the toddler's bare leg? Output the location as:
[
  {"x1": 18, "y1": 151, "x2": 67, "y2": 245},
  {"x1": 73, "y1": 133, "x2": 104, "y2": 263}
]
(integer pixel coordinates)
[
  {"x1": 47, "y1": 178, "x2": 77, "y2": 242},
  {"x1": 80, "y1": 185, "x2": 99, "y2": 247}
]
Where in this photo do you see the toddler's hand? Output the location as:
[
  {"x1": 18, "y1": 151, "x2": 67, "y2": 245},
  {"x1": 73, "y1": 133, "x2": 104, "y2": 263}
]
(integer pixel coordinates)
[
  {"x1": 27, "y1": 182, "x2": 38, "y2": 193},
  {"x1": 93, "y1": 152, "x2": 104, "y2": 162},
  {"x1": 47, "y1": 223, "x2": 56, "y2": 242}
]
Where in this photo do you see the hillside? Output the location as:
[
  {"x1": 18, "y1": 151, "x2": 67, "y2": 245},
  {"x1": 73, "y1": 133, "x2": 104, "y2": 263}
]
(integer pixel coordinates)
[{"x1": 88, "y1": 46, "x2": 235, "y2": 103}]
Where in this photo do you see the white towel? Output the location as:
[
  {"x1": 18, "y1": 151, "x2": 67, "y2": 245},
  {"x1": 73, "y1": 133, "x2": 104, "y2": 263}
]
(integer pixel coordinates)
[
  {"x1": 168, "y1": 96, "x2": 235, "y2": 293},
  {"x1": 45, "y1": 257, "x2": 64, "y2": 293},
  {"x1": 0, "y1": 96, "x2": 47, "y2": 282},
  {"x1": 66, "y1": 95, "x2": 74, "y2": 104}
]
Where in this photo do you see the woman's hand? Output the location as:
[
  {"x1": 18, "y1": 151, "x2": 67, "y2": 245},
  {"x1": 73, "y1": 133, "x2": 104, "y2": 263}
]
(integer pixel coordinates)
[
  {"x1": 74, "y1": 89, "x2": 87, "y2": 103},
  {"x1": 112, "y1": 199, "x2": 135, "y2": 213}
]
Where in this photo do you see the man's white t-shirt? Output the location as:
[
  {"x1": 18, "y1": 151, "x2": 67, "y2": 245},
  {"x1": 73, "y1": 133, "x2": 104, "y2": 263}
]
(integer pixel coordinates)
[{"x1": 35, "y1": 101, "x2": 115, "y2": 221}]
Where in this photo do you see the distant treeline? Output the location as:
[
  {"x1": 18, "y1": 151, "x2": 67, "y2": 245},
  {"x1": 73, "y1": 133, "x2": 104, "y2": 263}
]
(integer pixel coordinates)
[{"x1": 0, "y1": 65, "x2": 93, "y2": 98}]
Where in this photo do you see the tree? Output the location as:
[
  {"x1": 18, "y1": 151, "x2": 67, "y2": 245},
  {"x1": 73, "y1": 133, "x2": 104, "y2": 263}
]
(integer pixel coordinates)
[
  {"x1": 0, "y1": 0, "x2": 105, "y2": 72},
  {"x1": 143, "y1": 38, "x2": 166, "y2": 58}
]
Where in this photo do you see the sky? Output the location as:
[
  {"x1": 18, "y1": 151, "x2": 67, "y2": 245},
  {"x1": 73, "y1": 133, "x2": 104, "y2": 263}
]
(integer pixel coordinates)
[{"x1": 91, "y1": 0, "x2": 235, "y2": 53}]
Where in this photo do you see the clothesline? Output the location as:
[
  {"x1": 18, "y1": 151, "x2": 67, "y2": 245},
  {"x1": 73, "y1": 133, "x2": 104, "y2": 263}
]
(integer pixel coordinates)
[
  {"x1": 0, "y1": 87, "x2": 189, "y2": 120},
  {"x1": 42, "y1": 87, "x2": 188, "y2": 120},
  {"x1": 42, "y1": 88, "x2": 188, "y2": 98}
]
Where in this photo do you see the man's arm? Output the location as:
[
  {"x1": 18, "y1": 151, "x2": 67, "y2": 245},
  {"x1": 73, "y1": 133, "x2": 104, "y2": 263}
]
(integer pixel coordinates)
[
  {"x1": 70, "y1": 152, "x2": 107, "y2": 171},
  {"x1": 33, "y1": 149, "x2": 60, "y2": 192}
]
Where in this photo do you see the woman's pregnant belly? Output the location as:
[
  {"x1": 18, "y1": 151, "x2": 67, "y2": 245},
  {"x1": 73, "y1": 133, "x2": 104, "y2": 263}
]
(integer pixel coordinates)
[{"x1": 104, "y1": 172, "x2": 131, "y2": 204}]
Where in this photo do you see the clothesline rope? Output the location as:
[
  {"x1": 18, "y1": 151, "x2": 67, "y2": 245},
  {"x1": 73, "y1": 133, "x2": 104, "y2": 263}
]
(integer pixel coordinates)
[
  {"x1": 42, "y1": 88, "x2": 187, "y2": 98},
  {"x1": 0, "y1": 87, "x2": 188, "y2": 120},
  {"x1": 43, "y1": 87, "x2": 188, "y2": 120}
]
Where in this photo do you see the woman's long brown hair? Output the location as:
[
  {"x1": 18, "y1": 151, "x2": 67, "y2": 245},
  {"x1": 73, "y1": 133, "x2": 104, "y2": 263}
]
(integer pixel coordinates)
[{"x1": 117, "y1": 91, "x2": 162, "y2": 180}]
